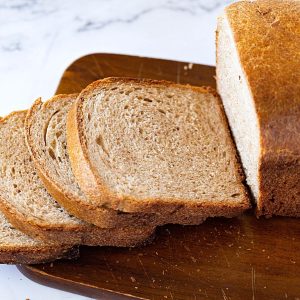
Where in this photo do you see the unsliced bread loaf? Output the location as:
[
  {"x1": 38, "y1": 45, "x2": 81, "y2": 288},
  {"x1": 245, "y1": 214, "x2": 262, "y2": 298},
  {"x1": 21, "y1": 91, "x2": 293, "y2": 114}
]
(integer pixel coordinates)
[
  {"x1": 0, "y1": 211, "x2": 78, "y2": 264},
  {"x1": 25, "y1": 94, "x2": 207, "y2": 228},
  {"x1": 67, "y1": 77, "x2": 250, "y2": 217},
  {"x1": 0, "y1": 111, "x2": 155, "y2": 246},
  {"x1": 216, "y1": 0, "x2": 300, "y2": 217}
]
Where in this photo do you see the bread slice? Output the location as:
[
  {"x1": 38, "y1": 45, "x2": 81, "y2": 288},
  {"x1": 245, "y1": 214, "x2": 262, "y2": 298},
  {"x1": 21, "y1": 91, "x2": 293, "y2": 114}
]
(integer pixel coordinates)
[
  {"x1": 0, "y1": 211, "x2": 78, "y2": 264},
  {"x1": 0, "y1": 111, "x2": 155, "y2": 246},
  {"x1": 67, "y1": 77, "x2": 250, "y2": 217},
  {"x1": 216, "y1": 0, "x2": 300, "y2": 217},
  {"x1": 26, "y1": 94, "x2": 206, "y2": 228}
]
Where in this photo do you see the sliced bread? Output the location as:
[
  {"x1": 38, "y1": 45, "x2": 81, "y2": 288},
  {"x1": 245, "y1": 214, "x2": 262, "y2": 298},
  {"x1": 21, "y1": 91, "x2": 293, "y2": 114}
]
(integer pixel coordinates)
[
  {"x1": 216, "y1": 0, "x2": 300, "y2": 216},
  {"x1": 26, "y1": 94, "x2": 206, "y2": 228},
  {"x1": 67, "y1": 77, "x2": 250, "y2": 216},
  {"x1": 0, "y1": 211, "x2": 77, "y2": 264},
  {"x1": 0, "y1": 111, "x2": 155, "y2": 246},
  {"x1": 26, "y1": 95, "x2": 153, "y2": 229}
]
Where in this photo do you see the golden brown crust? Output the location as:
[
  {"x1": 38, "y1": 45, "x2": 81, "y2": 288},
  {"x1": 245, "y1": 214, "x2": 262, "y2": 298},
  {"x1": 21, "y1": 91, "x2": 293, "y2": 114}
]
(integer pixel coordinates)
[
  {"x1": 0, "y1": 110, "x2": 28, "y2": 123},
  {"x1": 225, "y1": 0, "x2": 300, "y2": 217},
  {"x1": 67, "y1": 97, "x2": 103, "y2": 203},
  {"x1": 0, "y1": 246, "x2": 78, "y2": 265},
  {"x1": 67, "y1": 77, "x2": 250, "y2": 216},
  {"x1": 258, "y1": 157, "x2": 300, "y2": 217}
]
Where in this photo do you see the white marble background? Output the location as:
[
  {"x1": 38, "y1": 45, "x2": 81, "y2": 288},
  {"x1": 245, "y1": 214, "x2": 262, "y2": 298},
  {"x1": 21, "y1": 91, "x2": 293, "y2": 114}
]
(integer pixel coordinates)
[{"x1": 0, "y1": 0, "x2": 235, "y2": 299}]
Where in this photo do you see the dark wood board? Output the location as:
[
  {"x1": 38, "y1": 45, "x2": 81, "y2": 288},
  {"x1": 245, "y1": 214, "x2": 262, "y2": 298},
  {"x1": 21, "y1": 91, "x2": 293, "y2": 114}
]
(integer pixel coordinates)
[{"x1": 18, "y1": 54, "x2": 300, "y2": 300}]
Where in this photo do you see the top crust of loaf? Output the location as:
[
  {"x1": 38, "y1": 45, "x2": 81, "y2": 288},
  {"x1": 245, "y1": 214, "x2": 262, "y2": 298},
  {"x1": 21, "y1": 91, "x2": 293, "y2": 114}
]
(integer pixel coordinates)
[
  {"x1": 67, "y1": 77, "x2": 250, "y2": 215},
  {"x1": 224, "y1": 0, "x2": 300, "y2": 150},
  {"x1": 222, "y1": 0, "x2": 300, "y2": 216}
]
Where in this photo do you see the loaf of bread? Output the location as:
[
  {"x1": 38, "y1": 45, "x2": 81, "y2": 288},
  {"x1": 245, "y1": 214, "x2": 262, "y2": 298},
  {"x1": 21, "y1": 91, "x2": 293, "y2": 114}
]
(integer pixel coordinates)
[
  {"x1": 66, "y1": 77, "x2": 250, "y2": 217},
  {"x1": 216, "y1": 0, "x2": 300, "y2": 216}
]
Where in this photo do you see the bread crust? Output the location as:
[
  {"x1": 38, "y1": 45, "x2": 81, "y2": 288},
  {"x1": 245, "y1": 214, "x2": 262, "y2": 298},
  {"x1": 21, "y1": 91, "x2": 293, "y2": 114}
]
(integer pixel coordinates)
[
  {"x1": 0, "y1": 245, "x2": 79, "y2": 265},
  {"x1": 0, "y1": 192, "x2": 155, "y2": 247},
  {"x1": 67, "y1": 77, "x2": 250, "y2": 216},
  {"x1": 223, "y1": 0, "x2": 300, "y2": 217},
  {"x1": 0, "y1": 111, "x2": 155, "y2": 247}
]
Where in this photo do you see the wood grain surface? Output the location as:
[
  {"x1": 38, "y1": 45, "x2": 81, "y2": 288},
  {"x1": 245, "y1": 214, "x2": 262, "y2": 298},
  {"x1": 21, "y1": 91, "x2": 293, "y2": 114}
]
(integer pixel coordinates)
[{"x1": 18, "y1": 54, "x2": 300, "y2": 300}]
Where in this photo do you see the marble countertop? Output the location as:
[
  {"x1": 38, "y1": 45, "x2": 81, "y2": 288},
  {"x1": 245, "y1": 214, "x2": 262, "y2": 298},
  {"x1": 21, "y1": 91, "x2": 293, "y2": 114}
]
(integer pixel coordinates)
[{"x1": 0, "y1": 0, "x2": 234, "y2": 299}]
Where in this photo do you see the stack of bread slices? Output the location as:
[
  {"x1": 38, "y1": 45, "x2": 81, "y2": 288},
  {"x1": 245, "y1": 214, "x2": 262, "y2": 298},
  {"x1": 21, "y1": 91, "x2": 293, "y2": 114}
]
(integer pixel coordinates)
[
  {"x1": 0, "y1": 0, "x2": 298, "y2": 264},
  {"x1": 0, "y1": 78, "x2": 250, "y2": 264}
]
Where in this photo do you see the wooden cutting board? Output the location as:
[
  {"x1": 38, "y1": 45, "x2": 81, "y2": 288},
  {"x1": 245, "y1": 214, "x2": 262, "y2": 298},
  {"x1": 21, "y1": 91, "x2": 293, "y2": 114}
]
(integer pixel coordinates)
[{"x1": 18, "y1": 54, "x2": 300, "y2": 300}]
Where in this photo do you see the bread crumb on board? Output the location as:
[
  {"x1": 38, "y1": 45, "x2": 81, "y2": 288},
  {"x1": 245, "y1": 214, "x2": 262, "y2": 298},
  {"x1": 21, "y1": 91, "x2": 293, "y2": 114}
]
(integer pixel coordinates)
[{"x1": 183, "y1": 63, "x2": 194, "y2": 70}]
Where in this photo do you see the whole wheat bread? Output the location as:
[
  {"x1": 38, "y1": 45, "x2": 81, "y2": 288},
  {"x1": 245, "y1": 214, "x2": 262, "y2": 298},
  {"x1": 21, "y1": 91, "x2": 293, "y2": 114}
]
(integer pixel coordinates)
[
  {"x1": 0, "y1": 211, "x2": 78, "y2": 264},
  {"x1": 26, "y1": 94, "x2": 207, "y2": 228},
  {"x1": 0, "y1": 111, "x2": 155, "y2": 246},
  {"x1": 216, "y1": 0, "x2": 300, "y2": 217},
  {"x1": 67, "y1": 77, "x2": 250, "y2": 217}
]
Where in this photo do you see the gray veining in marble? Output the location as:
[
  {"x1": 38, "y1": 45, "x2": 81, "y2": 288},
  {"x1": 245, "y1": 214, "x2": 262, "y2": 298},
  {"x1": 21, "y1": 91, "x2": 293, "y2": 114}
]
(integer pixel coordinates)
[{"x1": 0, "y1": 0, "x2": 234, "y2": 117}]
